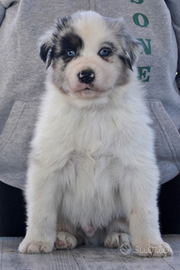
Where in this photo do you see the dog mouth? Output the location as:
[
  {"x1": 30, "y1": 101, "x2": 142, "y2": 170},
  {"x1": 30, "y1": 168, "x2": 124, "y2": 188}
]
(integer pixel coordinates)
[
  {"x1": 83, "y1": 87, "x2": 103, "y2": 92},
  {"x1": 77, "y1": 84, "x2": 104, "y2": 93},
  {"x1": 78, "y1": 87, "x2": 105, "y2": 94},
  {"x1": 74, "y1": 85, "x2": 106, "y2": 98}
]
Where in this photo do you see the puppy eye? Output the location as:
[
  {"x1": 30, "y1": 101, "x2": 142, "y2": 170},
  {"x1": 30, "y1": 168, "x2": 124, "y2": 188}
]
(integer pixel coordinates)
[
  {"x1": 99, "y1": 48, "x2": 112, "y2": 57},
  {"x1": 66, "y1": 50, "x2": 76, "y2": 57}
]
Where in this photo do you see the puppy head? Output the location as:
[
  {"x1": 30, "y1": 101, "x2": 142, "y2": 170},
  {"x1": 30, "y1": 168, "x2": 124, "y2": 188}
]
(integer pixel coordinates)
[{"x1": 39, "y1": 11, "x2": 141, "y2": 99}]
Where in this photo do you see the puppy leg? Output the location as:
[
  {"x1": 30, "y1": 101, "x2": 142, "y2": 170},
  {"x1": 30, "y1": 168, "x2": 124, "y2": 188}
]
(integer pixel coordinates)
[
  {"x1": 19, "y1": 166, "x2": 61, "y2": 254},
  {"x1": 55, "y1": 217, "x2": 84, "y2": 249},
  {"x1": 104, "y1": 219, "x2": 130, "y2": 248},
  {"x1": 122, "y1": 166, "x2": 173, "y2": 257}
]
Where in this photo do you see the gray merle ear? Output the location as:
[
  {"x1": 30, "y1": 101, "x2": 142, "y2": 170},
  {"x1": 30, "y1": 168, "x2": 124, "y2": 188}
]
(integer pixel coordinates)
[
  {"x1": 105, "y1": 17, "x2": 142, "y2": 70},
  {"x1": 119, "y1": 32, "x2": 142, "y2": 71}
]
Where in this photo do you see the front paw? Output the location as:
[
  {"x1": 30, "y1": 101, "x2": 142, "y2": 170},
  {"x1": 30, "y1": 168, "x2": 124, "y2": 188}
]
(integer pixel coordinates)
[
  {"x1": 55, "y1": 231, "x2": 77, "y2": 249},
  {"x1": 134, "y1": 241, "x2": 173, "y2": 257},
  {"x1": 19, "y1": 238, "x2": 54, "y2": 254}
]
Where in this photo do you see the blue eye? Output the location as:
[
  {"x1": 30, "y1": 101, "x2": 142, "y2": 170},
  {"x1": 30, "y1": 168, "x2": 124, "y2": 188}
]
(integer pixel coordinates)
[
  {"x1": 99, "y1": 48, "x2": 112, "y2": 57},
  {"x1": 67, "y1": 50, "x2": 76, "y2": 57}
]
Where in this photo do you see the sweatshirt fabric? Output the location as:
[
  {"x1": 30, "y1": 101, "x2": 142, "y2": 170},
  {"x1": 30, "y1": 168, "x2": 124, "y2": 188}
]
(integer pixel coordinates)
[{"x1": 0, "y1": 0, "x2": 180, "y2": 190}]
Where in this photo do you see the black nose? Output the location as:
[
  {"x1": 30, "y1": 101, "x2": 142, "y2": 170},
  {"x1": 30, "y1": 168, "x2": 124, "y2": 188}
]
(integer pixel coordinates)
[{"x1": 78, "y1": 69, "x2": 95, "y2": 84}]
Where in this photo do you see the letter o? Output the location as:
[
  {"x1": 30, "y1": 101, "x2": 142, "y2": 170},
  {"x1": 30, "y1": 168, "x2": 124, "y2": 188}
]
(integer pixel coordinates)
[
  {"x1": 133, "y1": 13, "x2": 149, "y2": 27},
  {"x1": 131, "y1": 0, "x2": 144, "y2": 3}
]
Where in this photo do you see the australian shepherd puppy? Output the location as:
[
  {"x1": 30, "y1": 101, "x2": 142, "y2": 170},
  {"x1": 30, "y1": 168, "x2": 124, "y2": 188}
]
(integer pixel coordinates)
[{"x1": 19, "y1": 11, "x2": 172, "y2": 257}]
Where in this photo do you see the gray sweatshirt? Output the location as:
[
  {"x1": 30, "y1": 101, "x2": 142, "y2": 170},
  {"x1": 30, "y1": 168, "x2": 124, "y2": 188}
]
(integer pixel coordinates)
[{"x1": 0, "y1": 0, "x2": 180, "y2": 189}]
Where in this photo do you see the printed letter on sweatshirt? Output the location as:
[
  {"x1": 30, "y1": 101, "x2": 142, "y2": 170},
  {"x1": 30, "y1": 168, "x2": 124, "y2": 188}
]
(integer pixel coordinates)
[
  {"x1": 137, "y1": 39, "x2": 151, "y2": 55},
  {"x1": 131, "y1": 0, "x2": 144, "y2": 4},
  {"x1": 133, "y1": 13, "x2": 149, "y2": 27}
]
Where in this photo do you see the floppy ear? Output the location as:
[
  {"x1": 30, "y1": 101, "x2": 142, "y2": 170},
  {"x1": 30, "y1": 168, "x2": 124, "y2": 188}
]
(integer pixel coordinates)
[
  {"x1": 38, "y1": 16, "x2": 71, "y2": 69},
  {"x1": 38, "y1": 30, "x2": 55, "y2": 69},
  {"x1": 105, "y1": 17, "x2": 142, "y2": 70},
  {"x1": 120, "y1": 32, "x2": 142, "y2": 71}
]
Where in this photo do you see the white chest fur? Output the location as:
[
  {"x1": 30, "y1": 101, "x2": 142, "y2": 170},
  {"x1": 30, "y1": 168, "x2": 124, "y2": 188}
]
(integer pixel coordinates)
[{"x1": 30, "y1": 82, "x2": 153, "y2": 230}]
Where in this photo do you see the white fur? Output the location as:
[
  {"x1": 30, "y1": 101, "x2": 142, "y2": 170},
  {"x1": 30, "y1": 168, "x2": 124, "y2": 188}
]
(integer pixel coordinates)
[{"x1": 19, "y1": 11, "x2": 172, "y2": 257}]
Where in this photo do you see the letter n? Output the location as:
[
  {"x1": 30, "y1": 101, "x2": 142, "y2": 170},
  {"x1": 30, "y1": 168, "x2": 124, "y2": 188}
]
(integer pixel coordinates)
[{"x1": 137, "y1": 39, "x2": 151, "y2": 55}]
